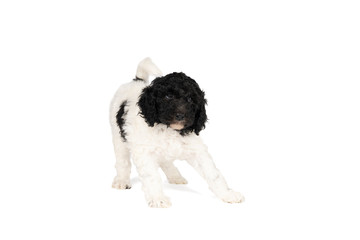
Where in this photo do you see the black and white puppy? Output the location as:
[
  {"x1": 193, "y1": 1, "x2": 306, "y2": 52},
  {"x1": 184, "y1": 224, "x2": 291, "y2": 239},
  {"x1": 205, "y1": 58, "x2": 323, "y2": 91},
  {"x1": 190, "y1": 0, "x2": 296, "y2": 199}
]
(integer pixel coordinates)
[{"x1": 110, "y1": 58, "x2": 244, "y2": 207}]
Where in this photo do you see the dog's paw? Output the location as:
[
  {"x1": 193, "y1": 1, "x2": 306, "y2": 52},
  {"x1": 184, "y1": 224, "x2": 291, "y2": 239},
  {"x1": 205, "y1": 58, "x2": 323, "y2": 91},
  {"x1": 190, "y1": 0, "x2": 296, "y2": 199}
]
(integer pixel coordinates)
[
  {"x1": 168, "y1": 176, "x2": 188, "y2": 184},
  {"x1": 147, "y1": 196, "x2": 172, "y2": 208},
  {"x1": 112, "y1": 177, "x2": 131, "y2": 190},
  {"x1": 220, "y1": 190, "x2": 245, "y2": 204}
]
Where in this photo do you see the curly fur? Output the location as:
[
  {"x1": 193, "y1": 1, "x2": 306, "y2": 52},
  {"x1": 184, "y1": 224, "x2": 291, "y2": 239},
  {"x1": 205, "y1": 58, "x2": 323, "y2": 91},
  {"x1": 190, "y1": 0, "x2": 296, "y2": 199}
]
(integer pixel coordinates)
[
  {"x1": 110, "y1": 58, "x2": 244, "y2": 207},
  {"x1": 138, "y1": 72, "x2": 207, "y2": 135}
]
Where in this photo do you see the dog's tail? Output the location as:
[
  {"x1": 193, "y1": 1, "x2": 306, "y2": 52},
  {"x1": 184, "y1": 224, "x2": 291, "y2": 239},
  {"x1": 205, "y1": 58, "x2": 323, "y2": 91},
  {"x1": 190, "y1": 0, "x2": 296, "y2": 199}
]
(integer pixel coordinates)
[{"x1": 135, "y1": 57, "x2": 163, "y2": 82}]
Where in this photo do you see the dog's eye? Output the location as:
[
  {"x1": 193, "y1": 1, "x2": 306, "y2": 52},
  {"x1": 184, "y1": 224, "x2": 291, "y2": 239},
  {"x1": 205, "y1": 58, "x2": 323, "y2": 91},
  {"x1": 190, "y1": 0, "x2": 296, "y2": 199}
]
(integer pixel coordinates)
[
  {"x1": 187, "y1": 97, "x2": 193, "y2": 103},
  {"x1": 165, "y1": 95, "x2": 174, "y2": 100}
]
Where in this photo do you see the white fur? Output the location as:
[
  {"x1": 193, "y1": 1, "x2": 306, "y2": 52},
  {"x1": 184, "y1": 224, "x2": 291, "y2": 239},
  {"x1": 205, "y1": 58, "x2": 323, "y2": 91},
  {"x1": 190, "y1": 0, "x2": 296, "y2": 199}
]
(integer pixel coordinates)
[
  {"x1": 135, "y1": 57, "x2": 163, "y2": 82},
  {"x1": 110, "y1": 58, "x2": 244, "y2": 207}
]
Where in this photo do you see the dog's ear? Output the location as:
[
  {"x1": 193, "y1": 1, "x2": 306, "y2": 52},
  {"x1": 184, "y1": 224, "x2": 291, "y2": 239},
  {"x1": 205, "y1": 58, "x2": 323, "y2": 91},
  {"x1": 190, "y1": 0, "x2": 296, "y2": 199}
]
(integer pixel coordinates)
[
  {"x1": 193, "y1": 93, "x2": 208, "y2": 135},
  {"x1": 138, "y1": 86, "x2": 159, "y2": 127}
]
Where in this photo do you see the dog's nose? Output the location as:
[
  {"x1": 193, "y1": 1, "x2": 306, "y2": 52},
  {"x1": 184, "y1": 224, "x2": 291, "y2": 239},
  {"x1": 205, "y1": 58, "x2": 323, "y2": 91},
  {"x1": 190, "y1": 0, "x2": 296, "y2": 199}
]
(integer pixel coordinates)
[{"x1": 175, "y1": 113, "x2": 185, "y2": 121}]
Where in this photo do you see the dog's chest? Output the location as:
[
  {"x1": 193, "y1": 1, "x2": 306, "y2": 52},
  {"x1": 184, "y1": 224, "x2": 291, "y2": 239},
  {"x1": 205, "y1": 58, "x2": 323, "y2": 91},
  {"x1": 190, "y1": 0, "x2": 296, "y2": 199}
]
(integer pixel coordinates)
[
  {"x1": 129, "y1": 123, "x2": 196, "y2": 160},
  {"x1": 154, "y1": 131, "x2": 186, "y2": 159}
]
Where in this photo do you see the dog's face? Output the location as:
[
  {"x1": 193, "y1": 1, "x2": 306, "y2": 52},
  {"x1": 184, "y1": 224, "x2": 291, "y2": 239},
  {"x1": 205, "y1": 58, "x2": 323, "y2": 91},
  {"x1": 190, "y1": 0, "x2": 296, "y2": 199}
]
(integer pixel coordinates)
[{"x1": 138, "y1": 72, "x2": 207, "y2": 135}]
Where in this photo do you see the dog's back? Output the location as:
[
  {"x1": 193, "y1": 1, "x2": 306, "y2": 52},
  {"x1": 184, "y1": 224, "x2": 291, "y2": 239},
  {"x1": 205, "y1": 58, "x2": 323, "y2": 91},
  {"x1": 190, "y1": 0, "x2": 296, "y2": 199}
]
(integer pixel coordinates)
[{"x1": 109, "y1": 58, "x2": 163, "y2": 140}]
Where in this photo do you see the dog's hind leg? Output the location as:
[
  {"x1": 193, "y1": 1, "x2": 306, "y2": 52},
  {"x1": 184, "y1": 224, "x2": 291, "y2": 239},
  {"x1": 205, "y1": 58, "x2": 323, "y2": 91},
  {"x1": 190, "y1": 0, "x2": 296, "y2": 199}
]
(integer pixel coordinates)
[
  {"x1": 111, "y1": 137, "x2": 132, "y2": 190},
  {"x1": 110, "y1": 98, "x2": 132, "y2": 189},
  {"x1": 159, "y1": 162, "x2": 188, "y2": 184}
]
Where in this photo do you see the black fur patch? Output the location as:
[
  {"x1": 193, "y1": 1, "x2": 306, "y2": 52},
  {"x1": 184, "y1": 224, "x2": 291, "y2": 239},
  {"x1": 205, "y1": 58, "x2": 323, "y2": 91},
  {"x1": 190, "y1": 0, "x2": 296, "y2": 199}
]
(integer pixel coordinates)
[
  {"x1": 116, "y1": 100, "x2": 128, "y2": 141},
  {"x1": 133, "y1": 76, "x2": 144, "y2": 81}
]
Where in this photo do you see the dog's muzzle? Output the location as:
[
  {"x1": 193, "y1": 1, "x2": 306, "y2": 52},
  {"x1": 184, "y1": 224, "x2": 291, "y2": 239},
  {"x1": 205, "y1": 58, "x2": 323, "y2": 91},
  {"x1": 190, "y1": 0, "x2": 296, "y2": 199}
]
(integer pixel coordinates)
[{"x1": 170, "y1": 123, "x2": 185, "y2": 130}]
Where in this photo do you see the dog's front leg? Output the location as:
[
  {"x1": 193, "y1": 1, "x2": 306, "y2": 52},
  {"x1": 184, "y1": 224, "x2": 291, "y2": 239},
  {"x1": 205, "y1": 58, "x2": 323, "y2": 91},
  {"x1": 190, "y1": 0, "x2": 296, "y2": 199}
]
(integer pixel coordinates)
[
  {"x1": 186, "y1": 150, "x2": 245, "y2": 204},
  {"x1": 132, "y1": 151, "x2": 171, "y2": 208}
]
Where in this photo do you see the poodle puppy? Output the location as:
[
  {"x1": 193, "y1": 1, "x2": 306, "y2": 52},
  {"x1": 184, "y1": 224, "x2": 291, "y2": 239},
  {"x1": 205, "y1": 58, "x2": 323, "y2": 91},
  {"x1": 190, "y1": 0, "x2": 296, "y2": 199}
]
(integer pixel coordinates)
[{"x1": 110, "y1": 58, "x2": 244, "y2": 207}]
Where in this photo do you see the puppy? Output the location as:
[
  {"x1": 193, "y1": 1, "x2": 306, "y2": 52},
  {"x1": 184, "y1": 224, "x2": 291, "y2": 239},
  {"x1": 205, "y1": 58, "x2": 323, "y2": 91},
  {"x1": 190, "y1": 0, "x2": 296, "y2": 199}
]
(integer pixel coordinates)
[{"x1": 110, "y1": 58, "x2": 244, "y2": 207}]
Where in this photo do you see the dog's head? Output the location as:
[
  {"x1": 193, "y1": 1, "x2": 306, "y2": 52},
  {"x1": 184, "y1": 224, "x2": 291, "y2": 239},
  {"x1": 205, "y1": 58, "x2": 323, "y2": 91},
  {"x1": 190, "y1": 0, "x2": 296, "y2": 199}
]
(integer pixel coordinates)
[{"x1": 138, "y1": 72, "x2": 207, "y2": 135}]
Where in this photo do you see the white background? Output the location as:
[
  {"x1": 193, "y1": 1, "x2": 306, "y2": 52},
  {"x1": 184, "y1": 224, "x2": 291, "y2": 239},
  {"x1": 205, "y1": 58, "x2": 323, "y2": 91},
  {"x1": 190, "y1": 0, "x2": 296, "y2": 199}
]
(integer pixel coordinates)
[{"x1": 0, "y1": 0, "x2": 359, "y2": 239}]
